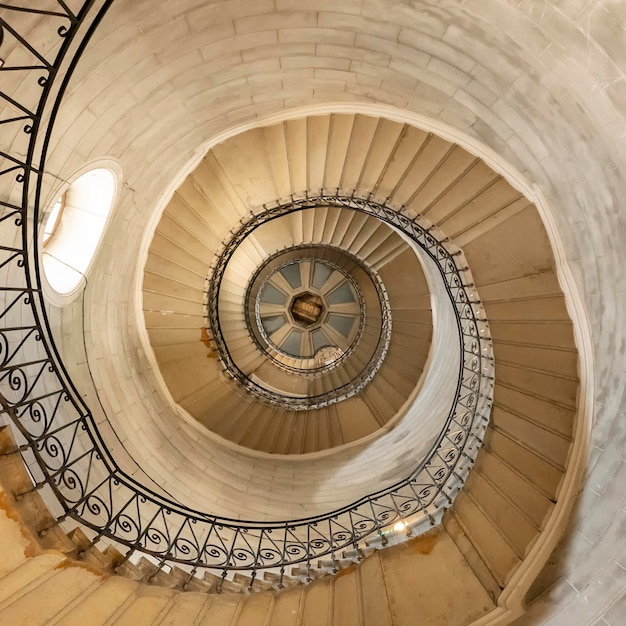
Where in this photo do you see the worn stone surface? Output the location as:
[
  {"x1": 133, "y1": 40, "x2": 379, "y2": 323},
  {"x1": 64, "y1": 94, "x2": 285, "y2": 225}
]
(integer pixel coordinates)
[{"x1": 1, "y1": 0, "x2": 626, "y2": 623}]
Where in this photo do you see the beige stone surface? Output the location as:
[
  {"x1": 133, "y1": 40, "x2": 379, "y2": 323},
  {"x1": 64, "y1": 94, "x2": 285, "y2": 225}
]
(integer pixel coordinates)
[
  {"x1": 0, "y1": 554, "x2": 65, "y2": 607},
  {"x1": 269, "y1": 587, "x2": 303, "y2": 624},
  {"x1": 197, "y1": 594, "x2": 242, "y2": 625},
  {"x1": 56, "y1": 576, "x2": 139, "y2": 625},
  {"x1": 142, "y1": 127, "x2": 437, "y2": 456},
  {"x1": 359, "y1": 553, "x2": 393, "y2": 626},
  {"x1": 332, "y1": 566, "x2": 361, "y2": 626},
  {"x1": 3, "y1": 0, "x2": 626, "y2": 622},
  {"x1": 381, "y1": 531, "x2": 495, "y2": 625},
  {"x1": 301, "y1": 577, "x2": 332, "y2": 626},
  {"x1": 0, "y1": 566, "x2": 101, "y2": 625},
  {"x1": 236, "y1": 593, "x2": 274, "y2": 626},
  {"x1": 0, "y1": 485, "x2": 37, "y2": 579}
]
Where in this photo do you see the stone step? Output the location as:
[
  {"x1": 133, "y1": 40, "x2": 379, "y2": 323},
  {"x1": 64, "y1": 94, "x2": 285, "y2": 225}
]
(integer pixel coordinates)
[
  {"x1": 451, "y1": 490, "x2": 521, "y2": 588},
  {"x1": 0, "y1": 553, "x2": 66, "y2": 608},
  {"x1": 55, "y1": 576, "x2": 141, "y2": 625},
  {"x1": 67, "y1": 528, "x2": 117, "y2": 572},
  {"x1": 0, "y1": 559, "x2": 100, "y2": 624},
  {"x1": 233, "y1": 572, "x2": 274, "y2": 593}
]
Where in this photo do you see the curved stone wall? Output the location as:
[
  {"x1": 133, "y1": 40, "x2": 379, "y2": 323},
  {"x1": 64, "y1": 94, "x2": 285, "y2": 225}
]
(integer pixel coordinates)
[{"x1": 14, "y1": 0, "x2": 624, "y2": 621}]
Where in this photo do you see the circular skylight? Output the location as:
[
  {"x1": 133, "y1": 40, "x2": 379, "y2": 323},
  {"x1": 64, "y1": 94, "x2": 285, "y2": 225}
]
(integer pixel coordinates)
[{"x1": 256, "y1": 259, "x2": 361, "y2": 361}]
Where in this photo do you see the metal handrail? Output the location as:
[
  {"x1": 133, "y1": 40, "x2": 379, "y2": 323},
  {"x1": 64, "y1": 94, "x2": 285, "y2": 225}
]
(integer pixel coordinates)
[
  {"x1": 0, "y1": 2, "x2": 494, "y2": 580},
  {"x1": 206, "y1": 236, "x2": 393, "y2": 409}
]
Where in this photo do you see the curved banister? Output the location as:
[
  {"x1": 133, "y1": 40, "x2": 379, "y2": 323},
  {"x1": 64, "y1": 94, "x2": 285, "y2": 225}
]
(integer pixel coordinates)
[
  {"x1": 207, "y1": 233, "x2": 392, "y2": 408},
  {"x1": 0, "y1": 1, "x2": 494, "y2": 580}
]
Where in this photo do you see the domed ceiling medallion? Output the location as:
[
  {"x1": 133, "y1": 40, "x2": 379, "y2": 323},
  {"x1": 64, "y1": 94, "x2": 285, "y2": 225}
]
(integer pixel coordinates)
[
  {"x1": 211, "y1": 236, "x2": 393, "y2": 409},
  {"x1": 252, "y1": 257, "x2": 362, "y2": 365}
]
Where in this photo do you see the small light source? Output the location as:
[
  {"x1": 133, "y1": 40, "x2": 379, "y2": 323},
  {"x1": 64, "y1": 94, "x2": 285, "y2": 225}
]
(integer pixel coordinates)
[{"x1": 393, "y1": 521, "x2": 407, "y2": 532}]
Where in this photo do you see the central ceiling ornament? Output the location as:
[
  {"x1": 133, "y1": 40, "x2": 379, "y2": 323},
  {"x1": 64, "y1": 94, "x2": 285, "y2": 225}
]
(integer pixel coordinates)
[
  {"x1": 290, "y1": 292, "x2": 324, "y2": 326},
  {"x1": 205, "y1": 227, "x2": 395, "y2": 410}
]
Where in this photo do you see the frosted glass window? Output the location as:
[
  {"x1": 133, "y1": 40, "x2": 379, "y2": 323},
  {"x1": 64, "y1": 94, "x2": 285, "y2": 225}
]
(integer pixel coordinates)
[
  {"x1": 327, "y1": 282, "x2": 355, "y2": 304},
  {"x1": 281, "y1": 329, "x2": 302, "y2": 356},
  {"x1": 43, "y1": 168, "x2": 116, "y2": 295},
  {"x1": 327, "y1": 314, "x2": 356, "y2": 337},
  {"x1": 280, "y1": 264, "x2": 301, "y2": 289}
]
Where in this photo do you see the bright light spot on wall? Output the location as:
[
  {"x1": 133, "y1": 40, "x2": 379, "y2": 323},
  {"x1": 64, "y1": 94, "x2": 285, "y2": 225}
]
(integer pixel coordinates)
[
  {"x1": 43, "y1": 193, "x2": 66, "y2": 245},
  {"x1": 393, "y1": 521, "x2": 407, "y2": 532}
]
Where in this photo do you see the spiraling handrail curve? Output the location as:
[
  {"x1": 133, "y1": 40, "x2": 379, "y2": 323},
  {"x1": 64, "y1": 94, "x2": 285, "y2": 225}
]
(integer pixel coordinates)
[
  {"x1": 206, "y1": 237, "x2": 393, "y2": 409},
  {"x1": 0, "y1": 2, "x2": 493, "y2": 582}
]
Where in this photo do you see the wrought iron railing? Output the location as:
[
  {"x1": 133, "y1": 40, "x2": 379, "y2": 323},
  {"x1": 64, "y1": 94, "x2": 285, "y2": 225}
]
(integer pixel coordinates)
[
  {"x1": 206, "y1": 235, "x2": 393, "y2": 409},
  {"x1": 0, "y1": 1, "x2": 494, "y2": 585}
]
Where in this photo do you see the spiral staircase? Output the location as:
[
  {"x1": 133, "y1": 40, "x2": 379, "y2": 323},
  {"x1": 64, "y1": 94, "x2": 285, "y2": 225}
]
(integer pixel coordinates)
[
  {"x1": 143, "y1": 146, "x2": 435, "y2": 452},
  {"x1": 1, "y1": 0, "x2": 623, "y2": 625}
]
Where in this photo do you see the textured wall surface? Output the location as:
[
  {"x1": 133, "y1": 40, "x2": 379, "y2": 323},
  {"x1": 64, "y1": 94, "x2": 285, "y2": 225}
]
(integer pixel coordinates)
[{"x1": 20, "y1": 0, "x2": 626, "y2": 622}]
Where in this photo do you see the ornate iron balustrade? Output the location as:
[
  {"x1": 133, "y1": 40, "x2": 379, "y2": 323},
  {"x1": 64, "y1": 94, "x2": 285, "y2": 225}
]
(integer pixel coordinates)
[
  {"x1": 206, "y1": 237, "x2": 393, "y2": 409},
  {"x1": 0, "y1": 1, "x2": 494, "y2": 585}
]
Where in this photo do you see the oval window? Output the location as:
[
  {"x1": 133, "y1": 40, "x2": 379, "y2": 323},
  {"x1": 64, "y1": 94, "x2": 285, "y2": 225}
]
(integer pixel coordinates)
[{"x1": 42, "y1": 168, "x2": 116, "y2": 295}]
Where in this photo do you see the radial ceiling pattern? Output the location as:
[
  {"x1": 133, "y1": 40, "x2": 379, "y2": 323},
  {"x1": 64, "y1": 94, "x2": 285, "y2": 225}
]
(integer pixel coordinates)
[
  {"x1": 23, "y1": 0, "x2": 600, "y2": 616},
  {"x1": 142, "y1": 114, "x2": 446, "y2": 455},
  {"x1": 207, "y1": 213, "x2": 401, "y2": 412},
  {"x1": 254, "y1": 257, "x2": 361, "y2": 362},
  {"x1": 140, "y1": 114, "x2": 577, "y2": 532}
]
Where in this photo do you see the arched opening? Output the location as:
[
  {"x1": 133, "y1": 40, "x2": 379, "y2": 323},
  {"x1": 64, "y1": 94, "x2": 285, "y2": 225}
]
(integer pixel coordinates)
[{"x1": 42, "y1": 168, "x2": 117, "y2": 296}]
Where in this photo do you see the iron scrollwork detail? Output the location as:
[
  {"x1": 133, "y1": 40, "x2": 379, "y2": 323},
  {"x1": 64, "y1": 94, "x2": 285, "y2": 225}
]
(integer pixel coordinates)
[{"x1": 0, "y1": 1, "x2": 494, "y2": 582}]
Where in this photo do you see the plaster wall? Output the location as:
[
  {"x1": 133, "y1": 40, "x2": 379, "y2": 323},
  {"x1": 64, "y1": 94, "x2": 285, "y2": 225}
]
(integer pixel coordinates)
[{"x1": 3, "y1": 0, "x2": 625, "y2": 622}]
